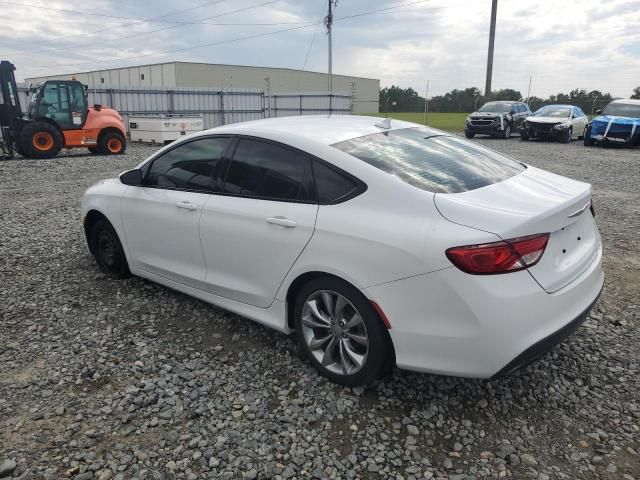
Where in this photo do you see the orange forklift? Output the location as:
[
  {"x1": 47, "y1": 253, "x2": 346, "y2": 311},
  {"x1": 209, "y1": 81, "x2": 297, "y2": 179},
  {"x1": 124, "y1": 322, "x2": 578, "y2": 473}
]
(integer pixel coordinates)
[{"x1": 0, "y1": 61, "x2": 126, "y2": 159}]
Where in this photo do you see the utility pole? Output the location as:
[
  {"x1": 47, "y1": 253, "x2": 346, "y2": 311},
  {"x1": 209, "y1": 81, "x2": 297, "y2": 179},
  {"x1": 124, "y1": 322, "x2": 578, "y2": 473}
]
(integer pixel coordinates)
[
  {"x1": 526, "y1": 75, "x2": 532, "y2": 102},
  {"x1": 325, "y1": 0, "x2": 337, "y2": 94},
  {"x1": 484, "y1": 0, "x2": 498, "y2": 96},
  {"x1": 423, "y1": 80, "x2": 429, "y2": 126}
]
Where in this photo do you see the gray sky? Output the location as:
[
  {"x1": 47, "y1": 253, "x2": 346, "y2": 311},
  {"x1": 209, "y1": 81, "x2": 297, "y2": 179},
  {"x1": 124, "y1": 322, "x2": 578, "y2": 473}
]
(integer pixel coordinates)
[{"x1": 2, "y1": 0, "x2": 639, "y2": 98}]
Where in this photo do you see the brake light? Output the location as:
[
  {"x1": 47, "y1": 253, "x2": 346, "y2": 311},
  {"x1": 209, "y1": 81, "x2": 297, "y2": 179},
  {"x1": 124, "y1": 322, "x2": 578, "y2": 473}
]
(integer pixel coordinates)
[{"x1": 446, "y1": 233, "x2": 550, "y2": 275}]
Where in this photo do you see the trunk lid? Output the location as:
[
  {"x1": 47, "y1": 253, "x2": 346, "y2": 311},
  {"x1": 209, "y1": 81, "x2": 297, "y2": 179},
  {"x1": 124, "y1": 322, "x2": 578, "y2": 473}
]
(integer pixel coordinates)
[{"x1": 434, "y1": 166, "x2": 600, "y2": 292}]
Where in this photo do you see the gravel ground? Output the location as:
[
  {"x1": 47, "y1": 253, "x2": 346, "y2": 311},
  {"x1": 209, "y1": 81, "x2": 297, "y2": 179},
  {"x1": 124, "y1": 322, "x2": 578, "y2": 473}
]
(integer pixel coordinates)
[{"x1": 0, "y1": 136, "x2": 638, "y2": 480}]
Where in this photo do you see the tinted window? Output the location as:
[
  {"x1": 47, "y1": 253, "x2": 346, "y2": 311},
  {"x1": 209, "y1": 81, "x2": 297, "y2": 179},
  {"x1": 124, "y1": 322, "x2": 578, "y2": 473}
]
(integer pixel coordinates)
[
  {"x1": 312, "y1": 161, "x2": 360, "y2": 203},
  {"x1": 146, "y1": 137, "x2": 228, "y2": 191},
  {"x1": 331, "y1": 128, "x2": 525, "y2": 194},
  {"x1": 224, "y1": 139, "x2": 310, "y2": 201},
  {"x1": 515, "y1": 104, "x2": 523, "y2": 113}
]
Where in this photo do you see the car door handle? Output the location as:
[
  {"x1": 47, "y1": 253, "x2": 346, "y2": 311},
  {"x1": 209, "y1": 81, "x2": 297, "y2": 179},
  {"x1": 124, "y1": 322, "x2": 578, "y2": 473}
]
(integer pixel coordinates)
[
  {"x1": 176, "y1": 201, "x2": 198, "y2": 211},
  {"x1": 265, "y1": 216, "x2": 297, "y2": 228}
]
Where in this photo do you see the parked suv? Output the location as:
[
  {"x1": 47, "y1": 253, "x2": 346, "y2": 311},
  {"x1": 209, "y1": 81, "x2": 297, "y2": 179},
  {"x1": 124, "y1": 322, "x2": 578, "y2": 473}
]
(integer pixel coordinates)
[{"x1": 465, "y1": 101, "x2": 531, "y2": 139}]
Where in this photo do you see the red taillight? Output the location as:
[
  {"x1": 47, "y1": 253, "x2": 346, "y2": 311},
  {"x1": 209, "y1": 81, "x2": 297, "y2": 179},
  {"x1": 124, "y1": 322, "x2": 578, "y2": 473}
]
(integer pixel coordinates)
[{"x1": 446, "y1": 233, "x2": 550, "y2": 275}]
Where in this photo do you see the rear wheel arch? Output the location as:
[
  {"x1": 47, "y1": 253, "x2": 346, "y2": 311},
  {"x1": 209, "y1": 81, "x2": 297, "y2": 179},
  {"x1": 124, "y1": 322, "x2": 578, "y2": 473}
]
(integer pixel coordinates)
[{"x1": 285, "y1": 271, "x2": 396, "y2": 361}]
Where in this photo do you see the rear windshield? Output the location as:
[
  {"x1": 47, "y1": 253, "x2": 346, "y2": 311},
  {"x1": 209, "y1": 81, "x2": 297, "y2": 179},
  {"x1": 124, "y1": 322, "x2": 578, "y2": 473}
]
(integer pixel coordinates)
[{"x1": 331, "y1": 128, "x2": 525, "y2": 194}]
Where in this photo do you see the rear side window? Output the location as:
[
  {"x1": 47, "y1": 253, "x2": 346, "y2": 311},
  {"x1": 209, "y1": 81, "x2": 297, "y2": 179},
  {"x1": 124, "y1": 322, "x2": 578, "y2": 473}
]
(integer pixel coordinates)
[
  {"x1": 146, "y1": 137, "x2": 228, "y2": 191},
  {"x1": 223, "y1": 139, "x2": 311, "y2": 201},
  {"x1": 312, "y1": 161, "x2": 361, "y2": 203},
  {"x1": 331, "y1": 127, "x2": 525, "y2": 194}
]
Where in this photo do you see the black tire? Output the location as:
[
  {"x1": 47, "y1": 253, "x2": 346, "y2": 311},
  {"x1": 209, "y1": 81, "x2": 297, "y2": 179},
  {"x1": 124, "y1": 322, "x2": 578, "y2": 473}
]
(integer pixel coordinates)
[
  {"x1": 294, "y1": 277, "x2": 392, "y2": 387},
  {"x1": 88, "y1": 147, "x2": 98, "y2": 154},
  {"x1": 464, "y1": 131, "x2": 475, "y2": 139},
  {"x1": 97, "y1": 131, "x2": 126, "y2": 155},
  {"x1": 15, "y1": 142, "x2": 26, "y2": 157},
  {"x1": 558, "y1": 128, "x2": 571, "y2": 144},
  {"x1": 90, "y1": 219, "x2": 130, "y2": 279},
  {"x1": 583, "y1": 126, "x2": 595, "y2": 146},
  {"x1": 19, "y1": 122, "x2": 63, "y2": 159},
  {"x1": 502, "y1": 123, "x2": 512, "y2": 139},
  {"x1": 520, "y1": 130, "x2": 530, "y2": 141}
]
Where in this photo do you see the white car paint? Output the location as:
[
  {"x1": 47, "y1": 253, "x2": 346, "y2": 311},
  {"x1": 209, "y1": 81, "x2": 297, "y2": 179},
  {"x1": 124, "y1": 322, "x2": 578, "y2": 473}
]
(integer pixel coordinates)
[
  {"x1": 81, "y1": 115, "x2": 604, "y2": 378},
  {"x1": 524, "y1": 105, "x2": 588, "y2": 140}
]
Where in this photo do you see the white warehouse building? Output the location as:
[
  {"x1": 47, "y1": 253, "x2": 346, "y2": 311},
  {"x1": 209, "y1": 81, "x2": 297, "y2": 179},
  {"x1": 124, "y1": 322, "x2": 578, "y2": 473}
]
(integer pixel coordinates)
[{"x1": 25, "y1": 61, "x2": 380, "y2": 114}]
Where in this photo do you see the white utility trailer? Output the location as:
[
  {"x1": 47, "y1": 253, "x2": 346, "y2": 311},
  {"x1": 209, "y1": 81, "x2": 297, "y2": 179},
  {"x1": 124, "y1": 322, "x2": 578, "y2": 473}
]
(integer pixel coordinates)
[{"x1": 128, "y1": 115, "x2": 204, "y2": 144}]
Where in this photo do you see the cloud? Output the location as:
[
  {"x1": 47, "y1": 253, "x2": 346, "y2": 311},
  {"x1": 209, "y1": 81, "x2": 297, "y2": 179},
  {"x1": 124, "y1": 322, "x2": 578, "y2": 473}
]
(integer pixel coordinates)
[{"x1": 2, "y1": 0, "x2": 639, "y2": 98}]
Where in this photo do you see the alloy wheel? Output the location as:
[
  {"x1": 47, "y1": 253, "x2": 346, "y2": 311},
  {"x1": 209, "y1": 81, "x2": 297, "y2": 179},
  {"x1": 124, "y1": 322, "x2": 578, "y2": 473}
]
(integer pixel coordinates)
[{"x1": 300, "y1": 290, "x2": 369, "y2": 376}]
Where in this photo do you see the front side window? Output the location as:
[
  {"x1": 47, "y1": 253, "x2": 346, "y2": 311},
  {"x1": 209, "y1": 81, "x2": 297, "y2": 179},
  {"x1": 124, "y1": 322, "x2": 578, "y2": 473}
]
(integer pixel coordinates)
[
  {"x1": 332, "y1": 128, "x2": 525, "y2": 194},
  {"x1": 38, "y1": 83, "x2": 71, "y2": 125},
  {"x1": 223, "y1": 139, "x2": 311, "y2": 202},
  {"x1": 146, "y1": 137, "x2": 229, "y2": 191}
]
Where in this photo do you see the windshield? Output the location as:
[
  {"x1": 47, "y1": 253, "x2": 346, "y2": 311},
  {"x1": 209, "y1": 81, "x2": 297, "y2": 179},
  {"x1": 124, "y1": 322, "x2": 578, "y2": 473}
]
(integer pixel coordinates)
[
  {"x1": 533, "y1": 106, "x2": 571, "y2": 118},
  {"x1": 331, "y1": 127, "x2": 525, "y2": 194},
  {"x1": 601, "y1": 103, "x2": 640, "y2": 118},
  {"x1": 478, "y1": 102, "x2": 512, "y2": 113}
]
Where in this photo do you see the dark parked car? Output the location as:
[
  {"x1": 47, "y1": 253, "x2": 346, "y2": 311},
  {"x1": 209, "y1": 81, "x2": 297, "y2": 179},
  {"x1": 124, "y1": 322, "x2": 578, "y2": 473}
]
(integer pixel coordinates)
[
  {"x1": 465, "y1": 101, "x2": 531, "y2": 139},
  {"x1": 584, "y1": 99, "x2": 640, "y2": 147}
]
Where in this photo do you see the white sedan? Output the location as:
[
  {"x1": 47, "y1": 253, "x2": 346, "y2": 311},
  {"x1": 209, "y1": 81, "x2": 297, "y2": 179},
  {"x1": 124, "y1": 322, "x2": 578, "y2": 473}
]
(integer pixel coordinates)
[
  {"x1": 521, "y1": 105, "x2": 589, "y2": 143},
  {"x1": 82, "y1": 116, "x2": 604, "y2": 386}
]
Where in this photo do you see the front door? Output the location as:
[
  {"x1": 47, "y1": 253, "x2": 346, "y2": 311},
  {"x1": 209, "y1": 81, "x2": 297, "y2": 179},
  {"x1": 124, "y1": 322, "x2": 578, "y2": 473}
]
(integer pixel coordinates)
[
  {"x1": 200, "y1": 137, "x2": 318, "y2": 308},
  {"x1": 121, "y1": 136, "x2": 230, "y2": 288},
  {"x1": 36, "y1": 81, "x2": 87, "y2": 128}
]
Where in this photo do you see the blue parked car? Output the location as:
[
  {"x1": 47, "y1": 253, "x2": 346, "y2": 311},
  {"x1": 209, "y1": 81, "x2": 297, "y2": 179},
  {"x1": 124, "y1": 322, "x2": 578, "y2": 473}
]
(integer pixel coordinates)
[{"x1": 584, "y1": 99, "x2": 640, "y2": 147}]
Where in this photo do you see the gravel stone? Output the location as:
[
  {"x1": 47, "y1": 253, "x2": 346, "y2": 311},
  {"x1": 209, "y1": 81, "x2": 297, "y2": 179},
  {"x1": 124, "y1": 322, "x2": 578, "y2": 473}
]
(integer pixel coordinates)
[{"x1": 0, "y1": 140, "x2": 639, "y2": 479}]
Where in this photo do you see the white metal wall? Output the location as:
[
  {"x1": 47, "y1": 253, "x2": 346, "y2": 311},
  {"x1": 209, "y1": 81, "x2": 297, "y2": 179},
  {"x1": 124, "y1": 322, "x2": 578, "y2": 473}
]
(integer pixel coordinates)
[
  {"x1": 25, "y1": 62, "x2": 379, "y2": 113},
  {"x1": 16, "y1": 84, "x2": 352, "y2": 131}
]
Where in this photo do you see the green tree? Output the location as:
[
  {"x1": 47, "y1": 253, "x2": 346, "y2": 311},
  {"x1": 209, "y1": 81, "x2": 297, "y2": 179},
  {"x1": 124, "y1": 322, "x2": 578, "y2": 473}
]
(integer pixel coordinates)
[{"x1": 632, "y1": 86, "x2": 640, "y2": 99}]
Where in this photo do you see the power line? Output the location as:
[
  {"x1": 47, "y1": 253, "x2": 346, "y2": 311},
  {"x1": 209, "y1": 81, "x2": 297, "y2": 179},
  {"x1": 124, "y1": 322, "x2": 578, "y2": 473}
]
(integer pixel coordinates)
[
  {"x1": 302, "y1": 2, "x2": 327, "y2": 70},
  {"x1": 9, "y1": 0, "x2": 281, "y2": 57},
  {"x1": 18, "y1": 0, "x2": 442, "y2": 74},
  {"x1": 1, "y1": 0, "x2": 227, "y2": 50}
]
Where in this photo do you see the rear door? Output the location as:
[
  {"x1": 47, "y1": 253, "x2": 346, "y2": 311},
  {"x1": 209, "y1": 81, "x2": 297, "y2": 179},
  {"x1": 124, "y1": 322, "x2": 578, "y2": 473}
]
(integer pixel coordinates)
[
  {"x1": 199, "y1": 137, "x2": 318, "y2": 308},
  {"x1": 121, "y1": 136, "x2": 229, "y2": 288}
]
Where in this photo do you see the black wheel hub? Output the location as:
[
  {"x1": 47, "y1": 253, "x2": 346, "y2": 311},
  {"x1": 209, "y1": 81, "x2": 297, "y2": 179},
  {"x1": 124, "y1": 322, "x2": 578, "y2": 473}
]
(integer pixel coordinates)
[{"x1": 97, "y1": 230, "x2": 117, "y2": 268}]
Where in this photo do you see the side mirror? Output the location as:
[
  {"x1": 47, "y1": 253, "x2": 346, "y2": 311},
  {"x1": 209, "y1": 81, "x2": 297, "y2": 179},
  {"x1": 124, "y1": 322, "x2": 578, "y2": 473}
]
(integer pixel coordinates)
[
  {"x1": 120, "y1": 169, "x2": 142, "y2": 186},
  {"x1": 596, "y1": 109, "x2": 602, "y2": 115}
]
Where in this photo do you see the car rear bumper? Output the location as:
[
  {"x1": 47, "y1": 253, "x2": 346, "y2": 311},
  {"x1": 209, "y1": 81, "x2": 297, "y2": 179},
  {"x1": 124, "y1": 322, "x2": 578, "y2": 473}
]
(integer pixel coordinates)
[
  {"x1": 364, "y1": 243, "x2": 604, "y2": 378},
  {"x1": 492, "y1": 284, "x2": 602, "y2": 377}
]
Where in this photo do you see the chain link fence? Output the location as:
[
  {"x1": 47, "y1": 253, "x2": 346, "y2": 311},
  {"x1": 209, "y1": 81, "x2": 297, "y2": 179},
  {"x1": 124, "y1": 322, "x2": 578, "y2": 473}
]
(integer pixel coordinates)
[{"x1": 16, "y1": 85, "x2": 353, "y2": 131}]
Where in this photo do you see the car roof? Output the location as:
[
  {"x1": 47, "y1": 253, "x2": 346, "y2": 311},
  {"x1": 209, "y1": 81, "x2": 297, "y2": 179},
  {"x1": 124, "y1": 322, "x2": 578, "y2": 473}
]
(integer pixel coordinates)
[
  {"x1": 197, "y1": 115, "x2": 442, "y2": 146},
  {"x1": 538, "y1": 104, "x2": 575, "y2": 108},
  {"x1": 610, "y1": 99, "x2": 640, "y2": 105}
]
